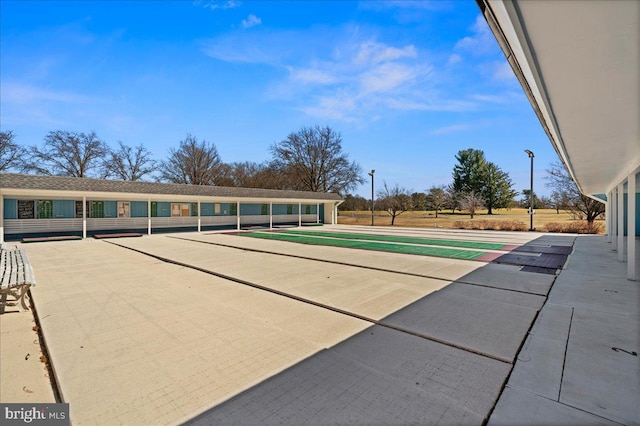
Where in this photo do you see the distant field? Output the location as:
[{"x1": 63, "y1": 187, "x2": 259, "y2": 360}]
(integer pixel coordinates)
[{"x1": 337, "y1": 208, "x2": 605, "y2": 234}]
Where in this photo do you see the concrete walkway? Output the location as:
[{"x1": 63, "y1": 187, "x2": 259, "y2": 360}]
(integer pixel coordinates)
[{"x1": 489, "y1": 235, "x2": 640, "y2": 425}]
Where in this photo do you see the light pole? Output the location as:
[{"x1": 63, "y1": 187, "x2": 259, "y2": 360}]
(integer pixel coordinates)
[
  {"x1": 524, "y1": 150, "x2": 534, "y2": 231},
  {"x1": 368, "y1": 169, "x2": 375, "y2": 226}
]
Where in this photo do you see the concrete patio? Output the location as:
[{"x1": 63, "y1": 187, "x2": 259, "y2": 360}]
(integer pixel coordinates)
[{"x1": 0, "y1": 226, "x2": 637, "y2": 425}]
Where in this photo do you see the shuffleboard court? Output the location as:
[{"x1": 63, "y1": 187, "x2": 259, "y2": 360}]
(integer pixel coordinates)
[
  {"x1": 238, "y1": 230, "x2": 492, "y2": 260},
  {"x1": 277, "y1": 228, "x2": 514, "y2": 250},
  {"x1": 18, "y1": 227, "x2": 571, "y2": 425}
]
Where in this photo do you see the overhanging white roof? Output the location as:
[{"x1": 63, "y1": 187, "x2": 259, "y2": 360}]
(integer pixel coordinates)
[{"x1": 478, "y1": 0, "x2": 639, "y2": 196}]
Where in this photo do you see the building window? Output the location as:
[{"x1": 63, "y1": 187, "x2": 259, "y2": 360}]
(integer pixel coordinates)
[
  {"x1": 118, "y1": 202, "x2": 130, "y2": 218},
  {"x1": 171, "y1": 203, "x2": 190, "y2": 217},
  {"x1": 17, "y1": 200, "x2": 35, "y2": 219},
  {"x1": 38, "y1": 200, "x2": 53, "y2": 219},
  {"x1": 90, "y1": 201, "x2": 104, "y2": 218},
  {"x1": 75, "y1": 201, "x2": 85, "y2": 218}
]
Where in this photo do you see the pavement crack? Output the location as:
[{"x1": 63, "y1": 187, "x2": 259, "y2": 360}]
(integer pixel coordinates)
[{"x1": 558, "y1": 307, "x2": 574, "y2": 402}]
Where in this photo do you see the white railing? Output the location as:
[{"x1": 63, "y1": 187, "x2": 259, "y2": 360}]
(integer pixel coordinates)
[
  {"x1": 301, "y1": 214, "x2": 318, "y2": 222},
  {"x1": 151, "y1": 217, "x2": 199, "y2": 228},
  {"x1": 201, "y1": 216, "x2": 236, "y2": 227},
  {"x1": 239, "y1": 215, "x2": 269, "y2": 226},
  {"x1": 4, "y1": 219, "x2": 82, "y2": 234},
  {"x1": 87, "y1": 218, "x2": 148, "y2": 231}
]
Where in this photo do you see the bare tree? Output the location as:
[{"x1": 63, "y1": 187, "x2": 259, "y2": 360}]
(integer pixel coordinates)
[
  {"x1": 25, "y1": 130, "x2": 108, "y2": 177},
  {"x1": 425, "y1": 185, "x2": 448, "y2": 218},
  {"x1": 446, "y1": 184, "x2": 461, "y2": 213},
  {"x1": 158, "y1": 135, "x2": 225, "y2": 185},
  {"x1": 0, "y1": 130, "x2": 26, "y2": 172},
  {"x1": 545, "y1": 161, "x2": 604, "y2": 223},
  {"x1": 377, "y1": 182, "x2": 412, "y2": 225},
  {"x1": 459, "y1": 191, "x2": 484, "y2": 219},
  {"x1": 271, "y1": 125, "x2": 364, "y2": 194},
  {"x1": 104, "y1": 142, "x2": 157, "y2": 181}
]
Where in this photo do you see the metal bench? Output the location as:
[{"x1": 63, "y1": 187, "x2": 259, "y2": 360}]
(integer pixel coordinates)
[{"x1": 0, "y1": 245, "x2": 37, "y2": 311}]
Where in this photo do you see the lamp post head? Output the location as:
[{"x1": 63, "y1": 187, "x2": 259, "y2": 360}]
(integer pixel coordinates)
[
  {"x1": 524, "y1": 149, "x2": 534, "y2": 158},
  {"x1": 368, "y1": 169, "x2": 375, "y2": 177}
]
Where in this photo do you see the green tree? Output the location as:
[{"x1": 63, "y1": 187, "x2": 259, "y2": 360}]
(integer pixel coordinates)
[
  {"x1": 482, "y1": 162, "x2": 516, "y2": 214},
  {"x1": 452, "y1": 148, "x2": 487, "y2": 194},
  {"x1": 411, "y1": 192, "x2": 427, "y2": 211},
  {"x1": 452, "y1": 148, "x2": 515, "y2": 214}
]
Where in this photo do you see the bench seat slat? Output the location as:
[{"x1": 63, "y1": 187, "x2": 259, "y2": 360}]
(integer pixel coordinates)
[{"x1": 0, "y1": 246, "x2": 36, "y2": 310}]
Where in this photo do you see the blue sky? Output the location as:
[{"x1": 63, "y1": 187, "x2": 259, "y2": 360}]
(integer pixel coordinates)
[{"x1": 0, "y1": 0, "x2": 557, "y2": 197}]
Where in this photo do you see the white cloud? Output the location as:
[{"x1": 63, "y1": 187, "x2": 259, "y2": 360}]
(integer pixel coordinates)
[
  {"x1": 197, "y1": 1, "x2": 240, "y2": 11},
  {"x1": 202, "y1": 31, "x2": 290, "y2": 64},
  {"x1": 454, "y1": 14, "x2": 497, "y2": 56},
  {"x1": 359, "y1": 62, "x2": 420, "y2": 95},
  {"x1": 447, "y1": 54, "x2": 462, "y2": 66},
  {"x1": 471, "y1": 93, "x2": 508, "y2": 104},
  {"x1": 289, "y1": 68, "x2": 336, "y2": 85},
  {"x1": 202, "y1": 26, "x2": 487, "y2": 122},
  {"x1": 0, "y1": 82, "x2": 97, "y2": 128},
  {"x1": 358, "y1": 1, "x2": 450, "y2": 12},
  {"x1": 354, "y1": 41, "x2": 417, "y2": 65},
  {"x1": 241, "y1": 14, "x2": 261, "y2": 29},
  {"x1": 2, "y1": 82, "x2": 92, "y2": 105}
]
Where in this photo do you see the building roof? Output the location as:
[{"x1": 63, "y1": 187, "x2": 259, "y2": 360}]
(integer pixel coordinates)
[
  {"x1": 478, "y1": 0, "x2": 639, "y2": 196},
  {"x1": 0, "y1": 173, "x2": 343, "y2": 202}
]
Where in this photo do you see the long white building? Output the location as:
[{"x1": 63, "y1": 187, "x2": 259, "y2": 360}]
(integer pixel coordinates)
[{"x1": 0, "y1": 173, "x2": 343, "y2": 241}]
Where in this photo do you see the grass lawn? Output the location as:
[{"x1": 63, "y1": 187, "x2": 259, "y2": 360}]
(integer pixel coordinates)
[{"x1": 337, "y1": 208, "x2": 605, "y2": 234}]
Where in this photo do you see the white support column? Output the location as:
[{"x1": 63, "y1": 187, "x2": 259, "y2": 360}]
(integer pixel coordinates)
[
  {"x1": 628, "y1": 172, "x2": 637, "y2": 280},
  {"x1": 0, "y1": 194, "x2": 4, "y2": 244},
  {"x1": 298, "y1": 203, "x2": 302, "y2": 227},
  {"x1": 618, "y1": 182, "x2": 625, "y2": 261},
  {"x1": 197, "y1": 201, "x2": 201, "y2": 232},
  {"x1": 236, "y1": 202, "x2": 240, "y2": 230},
  {"x1": 82, "y1": 196, "x2": 87, "y2": 239},
  {"x1": 316, "y1": 203, "x2": 320, "y2": 224},
  {"x1": 612, "y1": 188, "x2": 618, "y2": 251},
  {"x1": 269, "y1": 202, "x2": 273, "y2": 229},
  {"x1": 605, "y1": 192, "x2": 611, "y2": 242},
  {"x1": 147, "y1": 199, "x2": 152, "y2": 235}
]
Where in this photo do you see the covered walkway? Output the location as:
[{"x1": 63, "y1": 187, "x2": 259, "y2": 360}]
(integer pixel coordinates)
[{"x1": 490, "y1": 235, "x2": 639, "y2": 425}]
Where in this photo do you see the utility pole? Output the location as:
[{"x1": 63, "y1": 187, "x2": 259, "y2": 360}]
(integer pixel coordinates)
[
  {"x1": 525, "y1": 150, "x2": 534, "y2": 231},
  {"x1": 368, "y1": 169, "x2": 375, "y2": 226}
]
